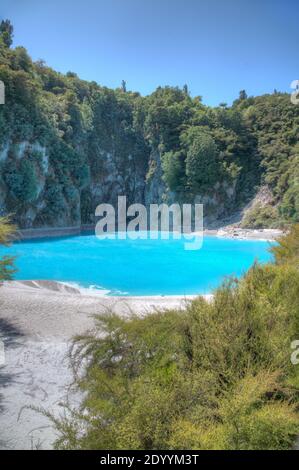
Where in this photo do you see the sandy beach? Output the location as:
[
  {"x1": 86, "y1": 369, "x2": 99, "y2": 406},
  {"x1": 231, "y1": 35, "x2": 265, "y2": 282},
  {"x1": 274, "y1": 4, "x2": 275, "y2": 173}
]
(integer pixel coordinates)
[{"x1": 0, "y1": 280, "x2": 199, "y2": 450}]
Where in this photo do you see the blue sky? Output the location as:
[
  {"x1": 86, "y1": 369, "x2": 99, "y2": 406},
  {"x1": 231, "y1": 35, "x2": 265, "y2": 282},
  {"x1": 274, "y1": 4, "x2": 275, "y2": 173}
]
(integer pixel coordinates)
[{"x1": 1, "y1": 0, "x2": 298, "y2": 106}]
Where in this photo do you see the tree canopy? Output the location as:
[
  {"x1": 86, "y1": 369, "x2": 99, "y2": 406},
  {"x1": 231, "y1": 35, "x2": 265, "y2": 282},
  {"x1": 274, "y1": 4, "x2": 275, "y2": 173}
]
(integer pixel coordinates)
[{"x1": 0, "y1": 19, "x2": 13, "y2": 48}]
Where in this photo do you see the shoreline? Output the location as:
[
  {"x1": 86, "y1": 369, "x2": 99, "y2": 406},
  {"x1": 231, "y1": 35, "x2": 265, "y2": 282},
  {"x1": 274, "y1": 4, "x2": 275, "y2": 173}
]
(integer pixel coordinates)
[
  {"x1": 16, "y1": 225, "x2": 284, "y2": 242},
  {"x1": 203, "y1": 227, "x2": 283, "y2": 241},
  {"x1": 0, "y1": 281, "x2": 202, "y2": 450},
  {"x1": 2, "y1": 279, "x2": 205, "y2": 301}
]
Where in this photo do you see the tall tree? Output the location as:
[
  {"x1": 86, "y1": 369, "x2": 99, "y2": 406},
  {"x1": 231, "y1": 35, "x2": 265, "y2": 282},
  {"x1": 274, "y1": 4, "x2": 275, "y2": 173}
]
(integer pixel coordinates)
[
  {"x1": 0, "y1": 19, "x2": 13, "y2": 48},
  {"x1": 183, "y1": 84, "x2": 189, "y2": 96},
  {"x1": 239, "y1": 89, "x2": 248, "y2": 100}
]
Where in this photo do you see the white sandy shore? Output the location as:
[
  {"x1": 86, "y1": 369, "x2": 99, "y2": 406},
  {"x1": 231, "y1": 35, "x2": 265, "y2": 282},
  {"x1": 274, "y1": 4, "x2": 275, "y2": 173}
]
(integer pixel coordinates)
[
  {"x1": 17, "y1": 226, "x2": 284, "y2": 242},
  {"x1": 203, "y1": 227, "x2": 284, "y2": 241},
  {"x1": 0, "y1": 280, "x2": 204, "y2": 450}
]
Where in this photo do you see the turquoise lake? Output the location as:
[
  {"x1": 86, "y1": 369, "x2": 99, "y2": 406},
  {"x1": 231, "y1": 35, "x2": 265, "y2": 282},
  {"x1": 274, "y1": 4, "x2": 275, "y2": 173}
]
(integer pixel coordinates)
[{"x1": 0, "y1": 233, "x2": 274, "y2": 296}]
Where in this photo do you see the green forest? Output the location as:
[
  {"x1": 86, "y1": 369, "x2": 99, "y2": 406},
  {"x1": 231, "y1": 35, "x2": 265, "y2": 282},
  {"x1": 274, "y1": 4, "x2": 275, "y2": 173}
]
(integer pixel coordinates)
[{"x1": 0, "y1": 20, "x2": 299, "y2": 228}]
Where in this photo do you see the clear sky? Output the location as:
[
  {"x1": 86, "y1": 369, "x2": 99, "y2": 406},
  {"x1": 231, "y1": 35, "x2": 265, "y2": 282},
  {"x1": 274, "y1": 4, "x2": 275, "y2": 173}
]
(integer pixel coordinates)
[{"x1": 1, "y1": 0, "x2": 298, "y2": 106}]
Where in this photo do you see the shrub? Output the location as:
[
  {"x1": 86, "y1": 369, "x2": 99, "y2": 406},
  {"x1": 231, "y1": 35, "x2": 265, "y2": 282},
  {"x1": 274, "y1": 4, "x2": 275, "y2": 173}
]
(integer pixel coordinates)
[
  {"x1": 48, "y1": 226, "x2": 299, "y2": 450},
  {"x1": 241, "y1": 203, "x2": 280, "y2": 229},
  {"x1": 271, "y1": 224, "x2": 299, "y2": 267},
  {"x1": 0, "y1": 216, "x2": 16, "y2": 281}
]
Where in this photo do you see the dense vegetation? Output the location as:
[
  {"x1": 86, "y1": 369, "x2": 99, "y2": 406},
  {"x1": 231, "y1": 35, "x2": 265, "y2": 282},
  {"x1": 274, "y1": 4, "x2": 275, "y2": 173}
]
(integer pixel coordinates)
[
  {"x1": 0, "y1": 20, "x2": 298, "y2": 228},
  {"x1": 48, "y1": 225, "x2": 299, "y2": 450},
  {"x1": 0, "y1": 216, "x2": 15, "y2": 281}
]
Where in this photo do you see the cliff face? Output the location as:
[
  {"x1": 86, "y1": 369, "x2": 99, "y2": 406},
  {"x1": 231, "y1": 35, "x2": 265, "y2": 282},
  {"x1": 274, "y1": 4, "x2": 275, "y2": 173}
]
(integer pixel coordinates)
[
  {"x1": 144, "y1": 149, "x2": 166, "y2": 206},
  {"x1": 0, "y1": 139, "x2": 149, "y2": 228},
  {"x1": 0, "y1": 139, "x2": 79, "y2": 228},
  {"x1": 87, "y1": 149, "x2": 148, "y2": 223},
  {"x1": 0, "y1": 140, "x2": 51, "y2": 226},
  {"x1": 0, "y1": 137, "x2": 239, "y2": 229}
]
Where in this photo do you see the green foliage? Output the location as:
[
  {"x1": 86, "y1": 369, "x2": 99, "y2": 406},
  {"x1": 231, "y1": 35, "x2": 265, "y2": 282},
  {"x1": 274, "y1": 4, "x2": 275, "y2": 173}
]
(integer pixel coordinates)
[
  {"x1": 49, "y1": 229, "x2": 299, "y2": 450},
  {"x1": 0, "y1": 216, "x2": 16, "y2": 281},
  {"x1": 2, "y1": 158, "x2": 23, "y2": 201},
  {"x1": 279, "y1": 154, "x2": 299, "y2": 222},
  {"x1": 183, "y1": 127, "x2": 219, "y2": 192},
  {"x1": 144, "y1": 86, "x2": 195, "y2": 151},
  {"x1": 2, "y1": 157, "x2": 38, "y2": 204},
  {"x1": 271, "y1": 224, "x2": 299, "y2": 267},
  {"x1": 19, "y1": 159, "x2": 38, "y2": 202},
  {"x1": 238, "y1": 94, "x2": 299, "y2": 223},
  {"x1": 40, "y1": 177, "x2": 67, "y2": 222},
  {"x1": 241, "y1": 204, "x2": 280, "y2": 229},
  {"x1": 161, "y1": 150, "x2": 185, "y2": 191},
  {"x1": 0, "y1": 19, "x2": 13, "y2": 48}
]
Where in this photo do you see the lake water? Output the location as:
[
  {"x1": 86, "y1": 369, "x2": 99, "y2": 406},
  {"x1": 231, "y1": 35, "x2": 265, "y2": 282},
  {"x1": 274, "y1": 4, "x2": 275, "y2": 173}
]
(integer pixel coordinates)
[{"x1": 0, "y1": 233, "x2": 274, "y2": 296}]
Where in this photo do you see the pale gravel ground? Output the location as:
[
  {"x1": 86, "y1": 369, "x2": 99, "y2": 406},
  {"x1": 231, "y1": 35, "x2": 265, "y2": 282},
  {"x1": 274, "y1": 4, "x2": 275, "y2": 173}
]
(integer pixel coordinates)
[
  {"x1": 203, "y1": 227, "x2": 284, "y2": 241},
  {"x1": 0, "y1": 281, "x2": 199, "y2": 450}
]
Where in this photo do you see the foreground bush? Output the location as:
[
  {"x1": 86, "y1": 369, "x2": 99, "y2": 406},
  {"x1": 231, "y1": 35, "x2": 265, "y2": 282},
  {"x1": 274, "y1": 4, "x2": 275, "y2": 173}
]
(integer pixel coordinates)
[{"x1": 52, "y1": 226, "x2": 299, "y2": 450}]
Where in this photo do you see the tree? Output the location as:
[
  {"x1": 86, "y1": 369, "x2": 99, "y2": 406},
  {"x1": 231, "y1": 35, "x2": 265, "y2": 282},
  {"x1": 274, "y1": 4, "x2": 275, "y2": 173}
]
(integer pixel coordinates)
[
  {"x1": 183, "y1": 127, "x2": 219, "y2": 192},
  {"x1": 12, "y1": 47, "x2": 32, "y2": 72},
  {"x1": 183, "y1": 84, "x2": 189, "y2": 96},
  {"x1": 0, "y1": 19, "x2": 13, "y2": 48},
  {"x1": 19, "y1": 159, "x2": 38, "y2": 202},
  {"x1": 43, "y1": 178, "x2": 67, "y2": 220},
  {"x1": 121, "y1": 80, "x2": 127, "y2": 92},
  {"x1": 0, "y1": 217, "x2": 16, "y2": 281},
  {"x1": 3, "y1": 159, "x2": 38, "y2": 203},
  {"x1": 239, "y1": 89, "x2": 248, "y2": 100},
  {"x1": 161, "y1": 150, "x2": 186, "y2": 191}
]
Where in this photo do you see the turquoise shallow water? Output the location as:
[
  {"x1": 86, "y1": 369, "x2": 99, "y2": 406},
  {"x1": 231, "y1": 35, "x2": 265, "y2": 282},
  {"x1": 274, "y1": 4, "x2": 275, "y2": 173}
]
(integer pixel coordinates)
[{"x1": 0, "y1": 233, "x2": 274, "y2": 296}]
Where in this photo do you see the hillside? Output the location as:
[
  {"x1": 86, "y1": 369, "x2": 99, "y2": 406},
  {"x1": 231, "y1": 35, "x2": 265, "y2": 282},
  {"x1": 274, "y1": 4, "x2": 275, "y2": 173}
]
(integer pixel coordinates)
[{"x1": 0, "y1": 21, "x2": 298, "y2": 229}]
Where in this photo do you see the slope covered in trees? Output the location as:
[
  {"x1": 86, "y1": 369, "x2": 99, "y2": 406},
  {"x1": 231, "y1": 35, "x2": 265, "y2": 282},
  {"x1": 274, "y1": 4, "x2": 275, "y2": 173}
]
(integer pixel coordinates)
[{"x1": 0, "y1": 21, "x2": 298, "y2": 229}]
